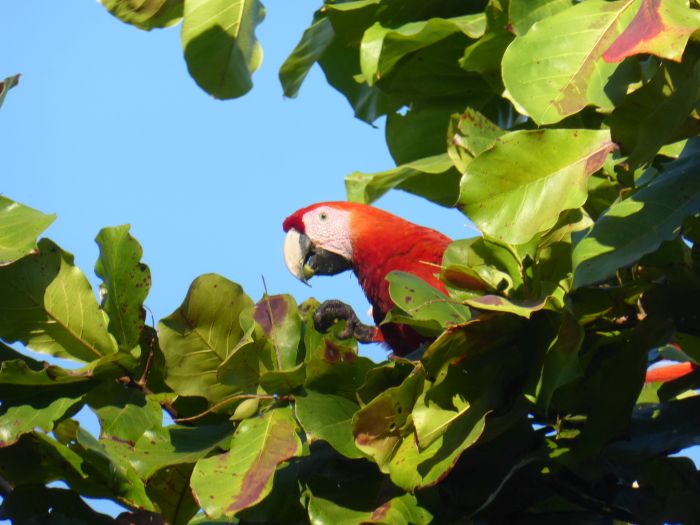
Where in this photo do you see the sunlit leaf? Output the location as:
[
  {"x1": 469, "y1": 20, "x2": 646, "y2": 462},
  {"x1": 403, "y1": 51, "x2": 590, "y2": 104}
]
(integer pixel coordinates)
[
  {"x1": 280, "y1": 15, "x2": 334, "y2": 98},
  {"x1": 158, "y1": 274, "x2": 254, "y2": 402},
  {"x1": 99, "y1": 0, "x2": 183, "y2": 30},
  {"x1": 459, "y1": 129, "x2": 615, "y2": 244},
  {"x1": 181, "y1": 0, "x2": 265, "y2": 99},
  {"x1": 508, "y1": 0, "x2": 571, "y2": 36},
  {"x1": 191, "y1": 406, "x2": 301, "y2": 519},
  {"x1": 295, "y1": 389, "x2": 362, "y2": 459},
  {"x1": 95, "y1": 225, "x2": 151, "y2": 351},
  {"x1": 0, "y1": 196, "x2": 55, "y2": 266},
  {"x1": 502, "y1": 0, "x2": 637, "y2": 124},
  {"x1": 346, "y1": 153, "x2": 460, "y2": 207},
  {"x1": 307, "y1": 491, "x2": 432, "y2": 525},
  {"x1": 573, "y1": 153, "x2": 700, "y2": 288},
  {"x1": 602, "y1": 0, "x2": 700, "y2": 63},
  {"x1": 0, "y1": 239, "x2": 118, "y2": 361}
]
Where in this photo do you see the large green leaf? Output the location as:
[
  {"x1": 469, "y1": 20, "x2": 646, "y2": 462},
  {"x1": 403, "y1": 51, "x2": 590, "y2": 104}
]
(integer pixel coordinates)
[
  {"x1": 294, "y1": 389, "x2": 362, "y2": 459},
  {"x1": 279, "y1": 15, "x2": 334, "y2": 98},
  {"x1": 146, "y1": 463, "x2": 200, "y2": 525},
  {"x1": 95, "y1": 225, "x2": 151, "y2": 351},
  {"x1": 191, "y1": 406, "x2": 302, "y2": 519},
  {"x1": 508, "y1": 0, "x2": 571, "y2": 36},
  {"x1": 181, "y1": 0, "x2": 265, "y2": 99},
  {"x1": 307, "y1": 491, "x2": 433, "y2": 525},
  {"x1": 0, "y1": 196, "x2": 55, "y2": 266},
  {"x1": 99, "y1": 0, "x2": 183, "y2": 30},
  {"x1": 573, "y1": 153, "x2": 700, "y2": 288},
  {"x1": 360, "y1": 15, "x2": 485, "y2": 86},
  {"x1": 0, "y1": 239, "x2": 118, "y2": 361},
  {"x1": 502, "y1": 0, "x2": 637, "y2": 124},
  {"x1": 447, "y1": 107, "x2": 504, "y2": 173},
  {"x1": 346, "y1": 153, "x2": 460, "y2": 207},
  {"x1": 158, "y1": 274, "x2": 254, "y2": 403},
  {"x1": 0, "y1": 74, "x2": 20, "y2": 111},
  {"x1": 459, "y1": 129, "x2": 615, "y2": 244},
  {"x1": 602, "y1": 0, "x2": 700, "y2": 63},
  {"x1": 251, "y1": 294, "x2": 302, "y2": 370}
]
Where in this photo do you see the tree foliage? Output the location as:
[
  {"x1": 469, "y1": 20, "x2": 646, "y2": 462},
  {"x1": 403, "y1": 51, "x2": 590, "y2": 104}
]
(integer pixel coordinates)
[{"x1": 2, "y1": 0, "x2": 700, "y2": 523}]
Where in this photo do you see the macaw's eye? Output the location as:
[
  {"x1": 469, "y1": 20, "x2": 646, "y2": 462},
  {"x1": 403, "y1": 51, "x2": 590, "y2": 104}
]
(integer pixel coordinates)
[{"x1": 319, "y1": 212, "x2": 328, "y2": 220}]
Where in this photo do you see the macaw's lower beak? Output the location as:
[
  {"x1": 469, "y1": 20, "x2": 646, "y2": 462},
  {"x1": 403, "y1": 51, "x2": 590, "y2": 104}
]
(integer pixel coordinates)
[{"x1": 283, "y1": 228, "x2": 352, "y2": 284}]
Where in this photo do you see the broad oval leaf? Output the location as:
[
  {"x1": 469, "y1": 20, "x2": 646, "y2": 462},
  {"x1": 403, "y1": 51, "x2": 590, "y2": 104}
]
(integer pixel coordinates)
[
  {"x1": 95, "y1": 225, "x2": 151, "y2": 351},
  {"x1": 602, "y1": 0, "x2": 700, "y2": 63},
  {"x1": 0, "y1": 196, "x2": 55, "y2": 266},
  {"x1": 191, "y1": 406, "x2": 302, "y2": 519},
  {"x1": 508, "y1": 0, "x2": 572, "y2": 36},
  {"x1": 502, "y1": 0, "x2": 638, "y2": 124},
  {"x1": 295, "y1": 389, "x2": 362, "y2": 459},
  {"x1": 158, "y1": 273, "x2": 254, "y2": 403},
  {"x1": 99, "y1": 0, "x2": 183, "y2": 30},
  {"x1": 458, "y1": 129, "x2": 615, "y2": 244},
  {"x1": 573, "y1": 153, "x2": 700, "y2": 288},
  {"x1": 307, "y1": 491, "x2": 432, "y2": 525},
  {"x1": 181, "y1": 0, "x2": 265, "y2": 99},
  {"x1": 0, "y1": 239, "x2": 118, "y2": 362}
]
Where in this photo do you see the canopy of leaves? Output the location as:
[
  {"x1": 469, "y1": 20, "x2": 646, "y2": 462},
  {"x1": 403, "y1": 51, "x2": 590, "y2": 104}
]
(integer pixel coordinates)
[{"x1": 3, "y1": 0, "x2": 700, "y2": 524}]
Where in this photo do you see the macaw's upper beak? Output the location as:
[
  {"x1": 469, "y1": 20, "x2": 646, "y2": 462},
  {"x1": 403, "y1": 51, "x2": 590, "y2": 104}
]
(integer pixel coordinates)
[{"x1": 283, "y1": 228, "x2": 352, "y2": 284}]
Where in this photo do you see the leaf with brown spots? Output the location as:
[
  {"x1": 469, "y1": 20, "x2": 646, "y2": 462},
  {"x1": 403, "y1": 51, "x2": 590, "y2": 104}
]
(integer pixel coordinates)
[
  {"x1": 503, "y1": 0, "x2": 640, "y2": 124},
  {"x1": 603, "y1": 0, "x2": 700, "y2": 64},
  {"x1": 191, "y1": 406, "x2": 302, "y2": 519}
]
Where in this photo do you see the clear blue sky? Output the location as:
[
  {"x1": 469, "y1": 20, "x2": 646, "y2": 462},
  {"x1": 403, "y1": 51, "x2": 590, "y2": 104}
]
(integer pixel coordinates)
[{"x1": 1, "y1": 1, "x2": 697, "y2": 518}]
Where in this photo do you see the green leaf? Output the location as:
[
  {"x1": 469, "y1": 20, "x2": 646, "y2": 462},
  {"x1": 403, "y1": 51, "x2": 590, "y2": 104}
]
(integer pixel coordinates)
[
  {"x1": 464, "y1": 294, "x2": 546, "y2": 318},
  {"x1": 502, "y1": 0, "x2": 637, "y2": 124},
  {"x1": 352, "y1": 368, "x2": 424, "y2": 469},
  {"x1": 602, "y1": 0, "x2": 700, "y2": 63},
  {"x1": 386, "y1": 271, "x2": 471, "y2": 331},
  {"x1": 279, "y1": 15, "x2": 335, "y2": 98},
  {"x1": 87, "y1": 381, "x2": 162, "y2": 444},
  {"x1": 98, "y1": 0, "x2": 183, "y2": 30},
  {"x1": 109, "y1": 422, "x2": 233, "y2": 480},
  {"x1": 181, "y1": 0, "x2": 265, "y2": 99},
  {"x1": 307, "y1": 491, "x2": 433, "y2": 525},
  {"x1": 0, "y1": 196, "x2": 55, "y2": 266},
  {"x1": 508, "y1": 0, "x2": 571, "y2": 36},
  {"x1": 0, "y1": 388, "x2": 84, "y2": 447},
  {"x1": 346, "y1": 153, "x2": 460, "y2": 207},
  {"x1": 441, "y1": 236, "x2": 522, "y2": 295},
  {"x1": 573, "y1": 153, "x2": 700, "y2": 288},
  {"x1": 191, "y1": 406, "x2": 302, "y2": 519},
  {"x1": 95, "y1": 225, "x2": 151, "y2": 351},
  {"x1": 146, "y1": 463, "x2": 199, "y2": 525},
  {"x1": 360, "y1": 15, "x2": 486, "y2": 86},
  {"x1": 75, "y1": 425, "x2": 155, "y2": 509},
  {"x1": 458, "y1": 129, "x2": 615, "y2": 244},
  {"x1": 0, "y1": 74, "x2": 20, "y2": 110},
  {"x1": 447, "y1": 107, "x2": 504, "y2": 173},
  {"x1": 610, "y1": 58, "x2": 700, "y2": 170},
  {"x1": 252, "y1": 294, "x2": 302, "y2": 370},
  {"x1": 0, "y1": 239, "x2": 118, "y2": 361},
  {"x1": 158, "y1": 274, "x2": 254, "y2": 403},
  {"x1": 295, "y1": 389, "x2": 362, "y2": 459}
]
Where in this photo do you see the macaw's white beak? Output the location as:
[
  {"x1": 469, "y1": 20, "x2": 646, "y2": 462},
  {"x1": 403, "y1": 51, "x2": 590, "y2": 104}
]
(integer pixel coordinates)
[
  {"x1": 283, "y1": 228, "x2": 353, "y2": 284},
  {"x1": 283, "y1": 228, "x2": 314, "y2": 283}
]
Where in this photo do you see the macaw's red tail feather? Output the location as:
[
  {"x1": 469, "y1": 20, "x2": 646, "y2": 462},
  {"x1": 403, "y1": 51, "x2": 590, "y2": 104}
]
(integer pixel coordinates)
[{"x1": 645, "y1": 362, "x2": 696, "y2": 383}]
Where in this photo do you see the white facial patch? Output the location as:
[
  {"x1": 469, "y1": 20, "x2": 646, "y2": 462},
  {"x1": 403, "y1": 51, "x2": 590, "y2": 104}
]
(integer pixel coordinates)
[{"x1": 303, "y1": 206, "x2": 353, "y2": 260}]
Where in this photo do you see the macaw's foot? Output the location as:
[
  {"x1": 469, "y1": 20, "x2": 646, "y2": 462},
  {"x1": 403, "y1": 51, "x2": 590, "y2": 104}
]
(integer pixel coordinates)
[{"x1": 313, "y1": 299, "x2": 377, "y2": 343}]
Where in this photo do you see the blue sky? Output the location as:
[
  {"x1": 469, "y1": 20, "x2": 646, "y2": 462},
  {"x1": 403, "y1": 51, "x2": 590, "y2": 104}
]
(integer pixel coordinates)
[{"x1": 2, "y1": 0, "x2": 697, "y2": 518}]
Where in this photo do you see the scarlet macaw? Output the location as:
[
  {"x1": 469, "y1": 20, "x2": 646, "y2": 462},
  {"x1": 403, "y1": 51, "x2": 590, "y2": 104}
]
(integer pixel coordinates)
[{"x1": 282, "y1": 201, "x2": 695, "y2": 382}]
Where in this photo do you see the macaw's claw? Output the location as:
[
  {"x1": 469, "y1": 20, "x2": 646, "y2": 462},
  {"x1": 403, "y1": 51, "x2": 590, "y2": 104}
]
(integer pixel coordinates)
[{"x1": 313, "y1": 299, "x2": 376, "y2": 343}]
